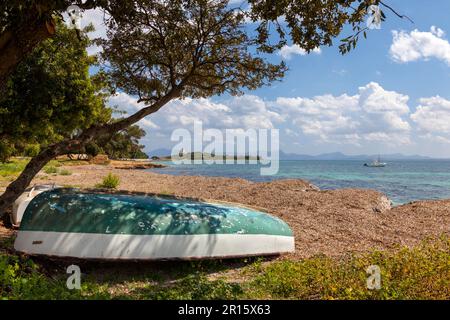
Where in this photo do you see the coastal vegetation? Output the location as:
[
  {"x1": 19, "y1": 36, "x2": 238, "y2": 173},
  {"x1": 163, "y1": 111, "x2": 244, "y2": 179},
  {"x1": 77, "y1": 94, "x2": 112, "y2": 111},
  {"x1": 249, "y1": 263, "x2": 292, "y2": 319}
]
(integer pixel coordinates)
[
  {"x1": 1, "y1": 237, "x2": 448, "y2": 300},
  {"x1": 43, "y1": 166, "x2": 58, "y2": 175},
  {"x1": 0, "y1": 159, "x2": 81, "y2": 182},
  {"x1": 0, "y1": 159, "x2": 28, "y2": 179},
  {"x1": 96, "y1": 173, "x2": 120, "y2": 189},
  {"x1": 59, "y1": 169, "x2": 72, "y2": 176}
]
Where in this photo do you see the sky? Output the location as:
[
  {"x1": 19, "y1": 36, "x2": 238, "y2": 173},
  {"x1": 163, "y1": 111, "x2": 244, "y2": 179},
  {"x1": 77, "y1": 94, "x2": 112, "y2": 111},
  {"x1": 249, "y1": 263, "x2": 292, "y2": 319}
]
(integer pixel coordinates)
[{"x1": 80, "y1": 0, "x2": 450, "y2": 157}]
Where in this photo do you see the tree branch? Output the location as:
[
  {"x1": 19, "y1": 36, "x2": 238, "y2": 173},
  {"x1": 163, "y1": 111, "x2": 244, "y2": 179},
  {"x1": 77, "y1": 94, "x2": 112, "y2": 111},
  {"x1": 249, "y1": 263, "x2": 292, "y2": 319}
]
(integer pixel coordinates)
[
  {"x1": 0, "y1": 84, "x2": 183, "y2": 217},
  {"x1": 379, "y1": 1, "x2": 414, "y2": 24}
]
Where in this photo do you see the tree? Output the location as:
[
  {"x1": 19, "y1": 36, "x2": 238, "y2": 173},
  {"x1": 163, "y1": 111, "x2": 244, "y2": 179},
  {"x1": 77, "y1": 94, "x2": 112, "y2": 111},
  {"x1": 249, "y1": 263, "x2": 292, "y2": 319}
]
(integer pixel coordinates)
[
  {"x1": 0, "y1": 21, "x2": 111, "y2": 163},
  {"x1": 67, "y1": 124, "x2": 149, "y2": 160},
  {"x1": 0, "y1": 0, "x2": 104, "y2": 91},
  {"x1": 247, "y1": 0, "x2": 412, "y2": 54},
  {"x1": 0, "y1": 0, "x2": 407, "y2": 91},
  {"x1": 95, "y1": 125, "x2": 149, "y2": 159},
  {"x1": 0, "y1": 0, "x2": 285, "y2": 216}
]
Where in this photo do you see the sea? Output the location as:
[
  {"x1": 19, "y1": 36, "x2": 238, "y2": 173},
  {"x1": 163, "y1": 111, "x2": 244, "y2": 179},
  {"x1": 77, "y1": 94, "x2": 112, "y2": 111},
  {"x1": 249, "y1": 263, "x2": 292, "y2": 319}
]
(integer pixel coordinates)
[{"x1": 148, "y1": 160, "x2": 450, "y2": 205}]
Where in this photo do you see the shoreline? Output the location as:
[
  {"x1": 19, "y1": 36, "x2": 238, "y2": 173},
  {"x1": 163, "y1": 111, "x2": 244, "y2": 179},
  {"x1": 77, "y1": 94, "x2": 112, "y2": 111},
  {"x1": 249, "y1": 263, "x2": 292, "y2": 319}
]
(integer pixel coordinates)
[
  {"x1": 1, "y1": 162, "x2": 447, "y2": 259},
  {"x1": 142, "y1": 160, "x2": 450, "y2": 206}
]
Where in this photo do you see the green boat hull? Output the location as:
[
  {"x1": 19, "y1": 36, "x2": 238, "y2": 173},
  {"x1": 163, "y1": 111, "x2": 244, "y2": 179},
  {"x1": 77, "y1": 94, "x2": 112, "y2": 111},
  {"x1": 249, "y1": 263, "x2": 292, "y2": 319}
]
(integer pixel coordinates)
[{"x1": 15, "y1": 189, "x2": 295, "y2": 260}]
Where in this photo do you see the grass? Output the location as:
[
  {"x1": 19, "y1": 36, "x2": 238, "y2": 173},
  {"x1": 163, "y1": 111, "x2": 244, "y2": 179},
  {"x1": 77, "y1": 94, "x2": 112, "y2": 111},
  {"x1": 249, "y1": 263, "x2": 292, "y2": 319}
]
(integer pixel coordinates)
[
  {"x1": 0, "y1": 237, "x2": 448, "y2": 300},
  {"x1": 43, "y1": 162, "x2": 72, "y2": 176},
  {"x1": 0, "y1": 158, "x2": 81, "y2": 181},
  {"x1": 46, "y1": 160, "x2": 62, "y2": 168},
  {"x1": 245, "y1": 236, "x2": 450, "y2": 300},
  {"x1": 0, "y1": 159, "x2": 29, "y2": 178},
  {"x1": 0, "y1": 158, "x2": 80, "y2": 183},
  {"x1": 59, "y1": 169, "x2": 72, "y2": 176},
  {"x1": 43, "y1": 166, "x2": 58, "y2": 174},
  {"x1": 95, "y1": 173, "x2": 120, "y2": 189}
]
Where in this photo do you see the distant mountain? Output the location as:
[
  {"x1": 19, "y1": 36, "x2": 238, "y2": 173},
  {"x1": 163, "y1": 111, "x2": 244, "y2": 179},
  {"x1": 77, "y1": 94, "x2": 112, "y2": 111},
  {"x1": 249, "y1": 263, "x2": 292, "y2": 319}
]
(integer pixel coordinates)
[
  {"x1": 280, "y1": 151, "x2": 436, "y2": 161},
  {"x1": 148, "y1": 150, "x2": 259, "y2": 160},
  {"x1": 150, "y1": 149, "x2": 439, "y2": 161}
]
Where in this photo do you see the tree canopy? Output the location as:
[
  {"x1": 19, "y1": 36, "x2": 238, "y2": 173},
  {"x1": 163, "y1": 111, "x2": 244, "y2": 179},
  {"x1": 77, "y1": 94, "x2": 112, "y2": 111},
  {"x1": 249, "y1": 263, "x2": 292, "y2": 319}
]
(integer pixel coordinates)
[
  {"x1": 100, "y1": 0, "x2": 286, "y2": 102},
  {"x1": 0, "y1": 0, "x2": 407, "y2": 91},
  {"x1": 0, "y1": 21, "x2": 111, "y2": 162},
  {"x1": 248, "y1": 0, "x2": 411, "y2": 54},
  {"x1": 95, "y1": 125, "x2": 149, "y2": 160}
]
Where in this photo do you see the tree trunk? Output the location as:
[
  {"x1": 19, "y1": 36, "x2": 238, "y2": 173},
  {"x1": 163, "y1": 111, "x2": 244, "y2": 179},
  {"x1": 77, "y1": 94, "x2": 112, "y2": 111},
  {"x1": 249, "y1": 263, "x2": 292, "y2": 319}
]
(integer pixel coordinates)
[
  {"x1": 0, "y1": 87, "x2": 181, "y2": 218},
  {"x1": 0, "y1": 148, "x2": 58, "y2": 217}
]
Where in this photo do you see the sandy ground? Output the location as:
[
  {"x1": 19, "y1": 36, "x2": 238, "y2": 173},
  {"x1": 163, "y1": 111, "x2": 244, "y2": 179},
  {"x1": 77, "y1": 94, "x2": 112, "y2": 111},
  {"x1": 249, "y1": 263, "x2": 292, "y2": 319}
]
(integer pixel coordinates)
[{"x1": 1, "y1": 163, "x2": 447, "y2": 259}]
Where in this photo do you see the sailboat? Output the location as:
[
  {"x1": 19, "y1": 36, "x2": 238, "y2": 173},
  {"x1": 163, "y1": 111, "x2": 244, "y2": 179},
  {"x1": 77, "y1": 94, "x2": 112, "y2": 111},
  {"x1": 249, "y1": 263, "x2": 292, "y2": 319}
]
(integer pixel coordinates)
[{"x1": 364, "y1": 155, "x2": 387, "y2": 167}]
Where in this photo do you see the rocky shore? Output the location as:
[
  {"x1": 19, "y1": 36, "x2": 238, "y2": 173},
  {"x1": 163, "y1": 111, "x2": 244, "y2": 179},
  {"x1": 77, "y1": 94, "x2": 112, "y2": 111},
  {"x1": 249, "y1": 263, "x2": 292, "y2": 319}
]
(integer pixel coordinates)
[
  {"x1": 109, "y1": 160, "x2": 166, "y2": 170},
  {"x1": 0, "y1": 163, "x2": 445, "y2": 259}
]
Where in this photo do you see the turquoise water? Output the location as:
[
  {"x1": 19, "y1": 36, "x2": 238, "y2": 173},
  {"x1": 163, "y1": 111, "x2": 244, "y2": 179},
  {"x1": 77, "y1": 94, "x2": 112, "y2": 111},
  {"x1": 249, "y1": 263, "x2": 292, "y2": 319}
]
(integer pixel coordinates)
[{"x1": 149, "y1": 160, "x2": 450, "y2": 205}]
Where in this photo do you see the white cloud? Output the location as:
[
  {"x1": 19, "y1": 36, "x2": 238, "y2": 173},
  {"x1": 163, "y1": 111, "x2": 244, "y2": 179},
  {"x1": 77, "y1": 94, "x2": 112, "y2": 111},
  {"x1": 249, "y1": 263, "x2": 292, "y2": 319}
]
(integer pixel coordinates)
[
  {"x1": 108, "y1": 93, "x2": 284, "y2": 151},
  {"x1": 108, "y1": 92, "x2": 160, "y2": 130},
  {"x1": 62, "y1": 7, "x2": 108, "y2": 55},
  {"x1": 108, "y1": 84, "x2": 450, "y2": 152},
  {"x1": 278, "y1": 45, "x2": 321, "y2": 60},
  {"x1": 80, "y1": 8, "x2": 107, "y2": 39},
  {"x1": 358, "y1": 82, "x2": 410, "y2": 115},
  {"x1": 411, "y1": 96, "x2": 450, "y2": 135},
  {"x1": 109, "y1": 93, "x2": 282, "y2": 135},
  {"x1": 390, "y1": 26, "x2": 450, "y2": 65},
  {"x1": 275, "y1": 82, "x2": 411, "y2": 145}
]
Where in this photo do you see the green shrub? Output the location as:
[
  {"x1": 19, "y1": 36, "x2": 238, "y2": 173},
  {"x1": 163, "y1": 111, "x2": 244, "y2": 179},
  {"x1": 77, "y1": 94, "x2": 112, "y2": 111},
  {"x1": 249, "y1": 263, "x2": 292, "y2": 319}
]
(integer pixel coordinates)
[
  {"x1": 43, "y1": 166, "x2": 58, "y2": 174},
  {"x1": 246, "y1": 237, "x2": 450, "y2": 300},
  {"x1": 0, "y1": 254, "x2": 110, "y2": 300},
  {"x1": 23, "y1": 144, "x2": 40, "y2": 157},
  {"x1": 0, "y1": 237, "x2": 447, "y2": 300},
  {"x1": 144, "y1": 274, "x2": 243, "y2": 300},
  {"x1": 85, "y1": 143, "x2": 102, "y2": 158},
  {"x1": 0, "y1": 254, "x2": 76, "y2": 299},
  {"x1": 96, "y1": 173, "x2": 120, "y2": 189},
  {"x1": 59, "y1": 169, "x2": 72, "y2": 176},
  {"x1": 47, "y1": 160, "x2": 62, "y2": 167},
  {"x1": 0, "y1": 141, "x2": 15, "y2": 163}
]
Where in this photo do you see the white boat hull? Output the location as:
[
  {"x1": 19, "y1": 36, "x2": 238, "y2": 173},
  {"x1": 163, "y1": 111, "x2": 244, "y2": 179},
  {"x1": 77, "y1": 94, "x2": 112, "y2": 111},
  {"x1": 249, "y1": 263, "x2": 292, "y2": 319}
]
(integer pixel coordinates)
[
  {"x1": 11, "y1": 184, "x2": 61, "y2": 227},
  {"x1": 14, "y1": 231, "x2": 295, "y2": 260}
]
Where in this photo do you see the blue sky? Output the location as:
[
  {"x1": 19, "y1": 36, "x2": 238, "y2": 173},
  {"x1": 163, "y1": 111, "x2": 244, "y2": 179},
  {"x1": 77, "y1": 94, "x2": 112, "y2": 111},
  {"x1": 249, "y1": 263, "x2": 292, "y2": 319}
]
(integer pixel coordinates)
[
  {"x1": 253, "y1": 0, "x2": 450, "y2": 102},
  {"x1": 84, "y1": 1, "x2": 450, "y2": 157}
]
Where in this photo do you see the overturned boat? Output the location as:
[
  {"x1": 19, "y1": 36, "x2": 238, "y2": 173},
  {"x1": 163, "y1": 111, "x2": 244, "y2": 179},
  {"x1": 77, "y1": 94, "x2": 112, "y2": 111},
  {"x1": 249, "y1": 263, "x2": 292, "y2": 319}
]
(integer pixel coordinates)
[
  {"x1": 14, "y1": 188, "x2": 295, "y2": 260},
  {"x1": 11, "y1": 184, "x2": 61, "y2": 227}
]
